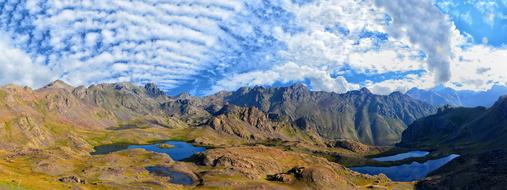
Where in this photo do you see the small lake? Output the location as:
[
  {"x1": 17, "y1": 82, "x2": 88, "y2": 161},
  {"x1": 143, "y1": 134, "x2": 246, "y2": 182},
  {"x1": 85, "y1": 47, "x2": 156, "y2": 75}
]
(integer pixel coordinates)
[
  {"x1": 372, "y1": 151, "x2": 430, "y2": 162},
  {"x1": 352, "y1": 154, "x2": 460, "y2": 181},
  {"x1": 146, "y1": 166, "x2": 193, "y2": 185},
  {"x1": 92, "y1": 141, "x2": 206, "y2": 161}
]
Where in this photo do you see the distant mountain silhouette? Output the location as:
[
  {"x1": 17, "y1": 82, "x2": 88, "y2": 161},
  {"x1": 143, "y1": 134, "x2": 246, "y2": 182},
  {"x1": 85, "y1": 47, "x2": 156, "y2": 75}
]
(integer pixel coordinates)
[{"x1": 406, "y1": 85, "x2": 507, "y2": 107}]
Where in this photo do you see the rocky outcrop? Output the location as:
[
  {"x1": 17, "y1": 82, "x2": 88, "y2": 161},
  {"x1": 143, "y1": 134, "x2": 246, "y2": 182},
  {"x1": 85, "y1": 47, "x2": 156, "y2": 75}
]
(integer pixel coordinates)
[
  {"x1": 334, "y1": 139, "x2": 370, "y2": 153},
  {"x1": 268, "y1": 166, "x2": 357, "y2": 189},
  {"x1": 144, "y1": 83, "x2": 165, "y2": 97},
  {"x1": 207, "y1": 105, "x2": 313, "y2": 142},
  {"x1": 59, "y1": 176, "x2": 86, "y2": 184}
]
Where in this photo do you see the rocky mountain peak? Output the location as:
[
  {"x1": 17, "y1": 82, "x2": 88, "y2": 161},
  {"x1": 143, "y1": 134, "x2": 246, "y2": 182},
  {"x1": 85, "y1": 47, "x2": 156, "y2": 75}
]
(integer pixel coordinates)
[
  {"x1": 492, "y1": 95, "x2": 507, "y2": 110},
  {"x1": 289, "y1": 82, "x2": 308, "y2": 90},
  {"x1": 346, "y1": 87, "x2": 372, "y2": 96},
  {"x1": 144, "y1": 82, "x2": 165, "y2": 97},
  {"x1": 389, "y1": 91, "x2": 404, "y2": 96},
  {"x1": 42, "y1": 80, "x2": 73, "y2": 90},
  {"x1": 112, "y1": 82, "x2": 136, "y2": 91},
  {"x1": 176, "y1": 92, "x2": 191, "y2": 99},
  {"x1": 285, "y1": 83, "x2": 310, "y2": 97},
  {"x1": 359, "y1": 87, "x2": 371, "y2": 94}
]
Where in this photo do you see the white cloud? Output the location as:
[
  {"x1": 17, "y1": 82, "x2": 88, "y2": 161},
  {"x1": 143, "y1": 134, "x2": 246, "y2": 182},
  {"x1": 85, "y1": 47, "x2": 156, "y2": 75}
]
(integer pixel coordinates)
[
  {"x1": 366, "y1": 74, "x2": 434, "y2": 95},
  {"x1": 348, "y1": 49, "x2": 424, "y2": 74},
  {"x1": 0, "y1": 33, "x2": 54, "y2": 88},
  {"x1": 448, "y1": 45, "x2": 507, "y2": 91},
  {"x1": 208, "y1": 0, "x2": 410, "y2": 94},
  {"x1": 1, "y1": 0, "x2": 244, "y2": 89},
  {"x1": 208, "y1": 62, "x2": 359, "y2": 94},
  {"x1": 375, "y1": 0, "x2": 453, "y2": 83},
  {"x1": 0, "y1": 0, "x2": 506, "y2": 96}
]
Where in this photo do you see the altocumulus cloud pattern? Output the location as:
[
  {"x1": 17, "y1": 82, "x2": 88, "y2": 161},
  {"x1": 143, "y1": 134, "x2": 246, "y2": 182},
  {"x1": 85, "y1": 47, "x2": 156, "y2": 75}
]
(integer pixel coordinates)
[
  {"x1": 0, "y1": 0, "x2": 506, "y2": 95},
  {"x1": 1, "y1": 0, "x2": 319, "y2": 94}
]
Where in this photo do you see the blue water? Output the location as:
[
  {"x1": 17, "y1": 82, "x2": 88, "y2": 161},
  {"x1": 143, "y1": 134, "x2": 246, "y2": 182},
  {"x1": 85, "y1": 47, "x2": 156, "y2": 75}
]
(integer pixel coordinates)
[
  {"x1": 352, "y1": 154, "x2": 460, "y2": 181},
  {"x1": 145, "y1": 166, "x2": 193, "y2": 185},
  {"x1": 92, "y1": 141, "x2": 206, "y2": 161},
  {"x1": 129, "y1": 141, "x2": 206, "y2": 161},
  {"x1": 372, "y1": 151, "x2": 430, "y2": 162}
]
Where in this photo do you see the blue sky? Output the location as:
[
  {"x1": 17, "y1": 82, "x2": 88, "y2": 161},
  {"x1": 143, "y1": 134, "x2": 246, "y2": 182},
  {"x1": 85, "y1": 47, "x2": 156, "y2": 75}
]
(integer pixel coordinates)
[
  {"x1": 436, "y1": 0, "x2": 507, "y2": 47},
  {"x1": 0, "y1": 0, "x2": 506, "y2": 96}
]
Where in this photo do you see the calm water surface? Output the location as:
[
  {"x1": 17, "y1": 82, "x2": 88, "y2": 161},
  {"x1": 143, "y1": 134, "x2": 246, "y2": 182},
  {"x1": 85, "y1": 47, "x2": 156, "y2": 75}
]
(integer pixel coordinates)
[
  {"x1": 92, "y1": 141, "x2": 206, "y2": 161},
  {"x1": 146, "y1": 166, "x2": 194, "y2": 185},
  {"x1": 372, "y1": 151, "x2": 430, "y2": 162},
  {"x1": 352, "y1": 154, "x2": 460, "y2": 181}
]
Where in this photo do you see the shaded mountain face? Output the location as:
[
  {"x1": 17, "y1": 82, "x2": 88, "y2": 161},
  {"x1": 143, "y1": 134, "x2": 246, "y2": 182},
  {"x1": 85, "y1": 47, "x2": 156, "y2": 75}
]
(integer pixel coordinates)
[
  {"x1": 399, "y1": 96, "x2": 507, "y2": 189},
  {"x1": 406, "y1": 85, "x2": 507, "y2": 107},
  {"x1": 209, "y1": 84, "x2": 436, "y2": 146},
  {"x1": 400, "y1": 95, "x2": 507, "y2": 149}
]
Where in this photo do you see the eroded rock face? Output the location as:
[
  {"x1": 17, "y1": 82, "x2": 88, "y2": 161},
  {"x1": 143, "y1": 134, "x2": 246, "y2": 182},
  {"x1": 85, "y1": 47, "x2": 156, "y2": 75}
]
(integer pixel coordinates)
[{"x1": 208, "y1": 105, "x2": 311, "y2": 142}]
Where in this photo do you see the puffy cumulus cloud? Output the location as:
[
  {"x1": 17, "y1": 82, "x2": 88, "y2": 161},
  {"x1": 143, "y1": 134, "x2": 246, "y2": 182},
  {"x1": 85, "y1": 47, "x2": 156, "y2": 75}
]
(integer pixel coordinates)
[
  {"x1": 0, "y1": 33, "x2": 54, "y2": 88},
  {"x1": 447, "y1": 45, "x2": 507, "y2": 91},
  {"x1": 348, "y1": 49, "x2": 425, "y2": 74},
  {"x1": 365, "y1": 74, "x2": 434, "y2": 95},
  {"x1": 208, "y1": 62, "x2": 359, "y2": 94},
  {"x1": 364, "y1": 22, "x2": 507, "y2": 94},
  {"x1": 277, "y1": 0, "x2": 386, "y2": 65},
  {"x1": 375, "y1": 0, "x2": 453, "y2": 83}
]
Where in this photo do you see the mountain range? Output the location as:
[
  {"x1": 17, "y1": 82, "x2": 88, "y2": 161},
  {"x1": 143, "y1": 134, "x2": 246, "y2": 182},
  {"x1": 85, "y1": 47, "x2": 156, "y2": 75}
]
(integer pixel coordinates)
[
  {"x1": 0, "y1": 80, "x2": 439, "y2": 189},
  {"x1": 12, "y1": 81, "x2": 435, "y2": 146},
  {"x1": 216, "y1": 84, "x2": 436, "y2": 145},
  {"x1": 15, "y1": 80, "x2": 507, "y2": 189},
  {"x1": 406, "y1": 85, "x2": 507, "y2": 107}
]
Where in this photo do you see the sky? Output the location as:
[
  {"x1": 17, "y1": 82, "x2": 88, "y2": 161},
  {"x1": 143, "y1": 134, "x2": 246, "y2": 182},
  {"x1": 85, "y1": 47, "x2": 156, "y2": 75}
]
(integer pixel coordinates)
[{"x1": 0, "y1": 0, "x2": 506, "y2": 96}]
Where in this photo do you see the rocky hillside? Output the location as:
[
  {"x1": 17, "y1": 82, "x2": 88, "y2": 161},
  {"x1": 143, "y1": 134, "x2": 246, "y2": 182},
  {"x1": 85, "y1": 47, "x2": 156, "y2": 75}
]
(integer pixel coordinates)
[
  {"x1": 400, "y1": 95, "x2": 507, "y2": 149},
  {"x1": 398, "y1": 96, "x2": 507, "y2": 189},
  {"x1": 210, "y1": 84, "x2": 436, "y2": 145},
  {"x1": 0, "y1": 80, "x2": 192, "y2": 151}
]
